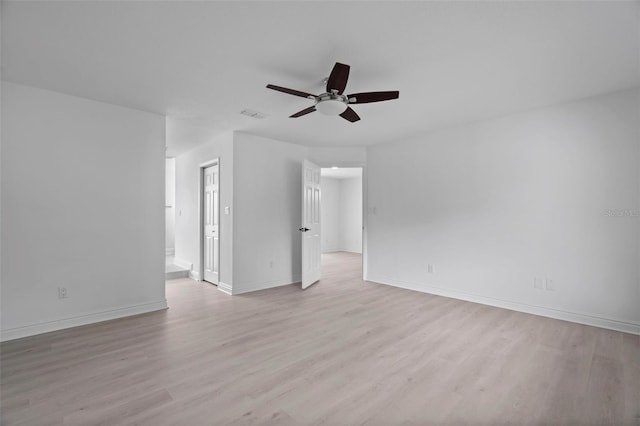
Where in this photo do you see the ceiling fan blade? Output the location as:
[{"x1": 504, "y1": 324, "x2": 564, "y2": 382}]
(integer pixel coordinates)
[
  {"x1": 290, "y1": 106, "x2": 316, "y2": 118},
  {"x1": 326, "y1": 62, "x2": 350, "y2": 94},
  {"x1": 347, "y1": 91, "x2": 399, "y2": 104},
  {"x1": 266, "y1": 84, "x2": 316, "y2": 99},
  {"x1": 340, "y1": 107, "x2": 360, "y2": 123}
]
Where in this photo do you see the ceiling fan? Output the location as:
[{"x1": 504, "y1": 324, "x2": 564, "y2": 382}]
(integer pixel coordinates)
[{"x1": 266, "y1": 62, "x2": 399, "y2": 123}]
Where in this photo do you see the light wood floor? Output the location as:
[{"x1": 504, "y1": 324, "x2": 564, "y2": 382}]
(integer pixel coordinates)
[{"x1": 1, "y1": 252, "x2": 639, "y2": 425}]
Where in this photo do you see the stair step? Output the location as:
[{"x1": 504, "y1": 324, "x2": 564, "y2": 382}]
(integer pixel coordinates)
[
  {"x1": 165, "y1": 262, "x2": 190, "y2": 280},
  {"x1": 166, "y1": 269, "x2": 190, "y2": 280}
]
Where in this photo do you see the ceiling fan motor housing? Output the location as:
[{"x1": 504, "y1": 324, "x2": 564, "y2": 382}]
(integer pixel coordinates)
[{"x1": 315, "y1": 93, "x2": 349, "y2": 115}]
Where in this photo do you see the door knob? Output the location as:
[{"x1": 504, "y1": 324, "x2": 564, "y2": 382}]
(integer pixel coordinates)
[{"x1": 299, "y1": 227, "x2": 310, "y2": 232}]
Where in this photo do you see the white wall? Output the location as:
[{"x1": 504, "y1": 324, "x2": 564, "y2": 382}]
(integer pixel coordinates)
[
  {"x1": 308, "y1": 147, "x2": 366, "y2": 167},
  {"x1": 165, "y1": 158, "x2": 175, "y2": 256},
  {"x1": 340, "y1": 176, "x2": 363, "y2": 253},
  {"x1": 1, "y1": 82, "x2": 167, "y2": 341},
  {"x1": 321, "y1": 177, "x2": 341, "y2": 252},
  {"x1": 321, "y1": 175, "x2": 363, "y2": 254},
  {"x1": 232, "y1": 132, "x2": 307, "y2": 294},
  {"x1": 367, "y1": 88, "x2": 640, "y2": 334},
  {"x1": 174, "y1": 131, "x2": 234, "y2": 287}
]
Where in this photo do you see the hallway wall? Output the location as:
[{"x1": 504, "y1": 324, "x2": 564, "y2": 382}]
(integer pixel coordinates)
[
  {"x1": 321, "y1": 174, "x2": 363, "y2": 254},
  {"x1": 174, "y1": 131, "x2": 234, "y2": 285}
]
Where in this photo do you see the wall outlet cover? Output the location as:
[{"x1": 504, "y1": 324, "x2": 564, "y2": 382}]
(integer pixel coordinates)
[
  {"x1": 534, "y1": 278, "x2": 544, "y2": 289},
  {"x1": 545, "y1": 279, "x2": 555, "y2": 291}
]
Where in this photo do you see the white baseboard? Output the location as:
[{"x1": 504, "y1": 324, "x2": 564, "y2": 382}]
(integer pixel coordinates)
[
  {"x1": 322, "y1": 247, "x2": 340, "y2": 253},
  {"x1": 367, "y1": 275, "x2": 640, "y2": 335},
  {"x1": 173, "y1": 257, "x2": 192, "y2": 271},
  {"x1": 218, "y1": 281, "x2": 232, "y2": 295},
  {"x1": 189, "y1": 270, "x2": 200, "y2": 281},
  {"x1": 340, "y1": 243, "x2": 363, "y2": 254},
  {"x1": 0, "y1": 300, "x2": 168, "y2": 342},
  {"x1": 165, "y1": 247, "x2": 175, "y2": 257},
  {"x1": 233, "y1": 275, "x2": 302, "y2": 295},
  {"x1": 322, "y1": 248, "x2": 363, "y2": 254}
]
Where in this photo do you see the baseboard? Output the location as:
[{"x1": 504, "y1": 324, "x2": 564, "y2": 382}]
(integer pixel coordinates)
[
  {"x1": 322, "y1": 248, "x2": 363, "y2": 254},
  {"x1": 173, "y1": 257, "x2": 192, "y2": 271},
  {"x1": 367, "y1": 275, "x2": 640, "y2": 335},
  {"x1": 218, "y1": 281, "x2": 232, "y2": 295},
  {"x1": 233, "y1": 275, "x2": 302, "y2": 295},
  {"x1": 165, "y1": 269, "x2": 189, "y2": 280},
  {"x1": 189, "y1": 270, "x2": 200, "y2": 281},
  {"x1": 0, "y1": 300, "x2": 169, "y2": 342},
  {"x1": 165, "y1": 247, "x2": 175, "y2": 257},
  {"x1": 322, "y1": 248, "x2": 340, "y2": 253},
  {"x1": 340, "y1": 247, "x2": 362, "y2": 254}
]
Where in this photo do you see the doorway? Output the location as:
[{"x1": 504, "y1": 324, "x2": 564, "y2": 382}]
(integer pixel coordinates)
[
  {"x1": 165, "y1": 158, "x2": 190, "y2": 280},
  {"x1": 199, "y1": 159, "x2": 220, "y2": 285},
  {"x1": 319, "y1": 167, "x2": 364, "y2": 275}
]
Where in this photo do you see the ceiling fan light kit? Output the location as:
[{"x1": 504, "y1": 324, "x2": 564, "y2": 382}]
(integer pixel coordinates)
[
  {"x1": 266, "y1": 62, "x2": 399, "y2": 123},
  {"x1": 315, "y1": 93, "x2": 349, "y2": 115}
]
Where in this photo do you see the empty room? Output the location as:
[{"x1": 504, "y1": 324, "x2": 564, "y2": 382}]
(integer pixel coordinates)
[{"x1": 1, "y1": 1, "x2": 639, "y2": 425}]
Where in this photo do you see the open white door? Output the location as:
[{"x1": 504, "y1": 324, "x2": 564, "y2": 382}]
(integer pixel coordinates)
[
  {"x1": 301, "y1": 160, "x2": 321, "y2": 289},
  {"x1": 203, "y1": 163, "x2": 219, "y2": 285}
]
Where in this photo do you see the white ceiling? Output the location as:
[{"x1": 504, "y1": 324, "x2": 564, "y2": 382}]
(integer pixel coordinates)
[
  {"x1": 2, "y1": 1, "x2": 639, "y2": 156},
  {"x1": 321, "y1": 167, "x2": 362, "y2": 179}
]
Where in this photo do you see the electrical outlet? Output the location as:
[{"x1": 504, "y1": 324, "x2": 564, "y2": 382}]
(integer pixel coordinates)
[
  {"x1": 58, "y1": 287, "x2": 68, "y2": 299},
  {"x1": 533, "y1": 277, "x2": 544, "y2": 290},
  {"x1": 545, "y1": 278, "x2": 555, "y2": 291},
  {"x1": 427, "y1": 264, "x2": 434, "y2": 274}
]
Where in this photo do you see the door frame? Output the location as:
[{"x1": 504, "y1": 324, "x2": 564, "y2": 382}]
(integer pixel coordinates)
[
  {"x1": 198, "y1": 158, "x2": 220, "y2": 284},
  {"x1": 316, "y1": 163, "x2": 368, "y2": 281}
]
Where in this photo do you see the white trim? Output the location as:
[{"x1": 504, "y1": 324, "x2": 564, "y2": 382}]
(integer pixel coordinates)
[
  {"x1": 367, "y1": 275, "x2": 640, "y2": 335},
  {"x1": 0, "y1": 300, "x2": 168, "y2": 342},
  {"x1": 173, "y1": 257, "x2": 192, "y2": 271},
  {"x1": 189, "y1": 270, "x2": 200, "y2": 281},
  {"x1": 322, "y1": 248, "x2": 362, "y2": 254},
  {"x1": 322, "y1": 248, "x2": 341, "y2": 253},
  {"x1": 165, "y1": 247, "x2": 175, "y2": 256},
  {"x1": 340, "y1": 249, "x2": 363, "y2": 254},
  {"x1": 199, "y1": 158, "x2": 220, "y2": 169},
  {"x1": 218, "y1": 282, "x2": 232, "y2": 295},
  {"x1": 233, "y1": 275, "x2": 302, "y2": 295},
  {"x1": 362, "y1": 165, "x2": 368, "y2": 281}
]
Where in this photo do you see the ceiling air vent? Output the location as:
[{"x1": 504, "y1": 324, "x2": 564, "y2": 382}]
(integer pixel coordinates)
[{"x1": 240, "y1": 109, "x2": 267, "y2": 119}]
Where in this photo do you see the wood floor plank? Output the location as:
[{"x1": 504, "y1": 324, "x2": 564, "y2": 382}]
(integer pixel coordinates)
[
  {"x1": 621, "y1": 334, "x2": 640, "y2": 424},
  {"x1": 1, "y1": 252, "x2": 638, "y2": 425}
]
